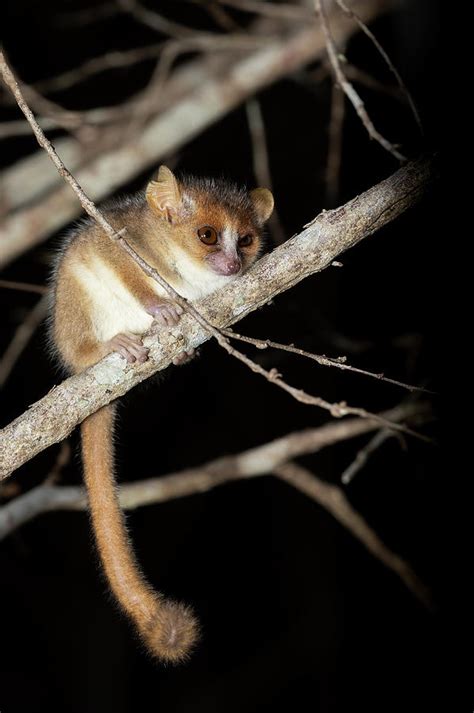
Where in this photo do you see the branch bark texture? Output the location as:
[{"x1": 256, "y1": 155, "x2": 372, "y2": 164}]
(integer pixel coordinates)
[{"x1": 0, "y1": 156, "x2": 436, "y2": 478}]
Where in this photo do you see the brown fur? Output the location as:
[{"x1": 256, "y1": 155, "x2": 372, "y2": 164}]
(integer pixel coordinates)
[{"x1": 50, "y1": 166, "x2": 274, "y2": 662}]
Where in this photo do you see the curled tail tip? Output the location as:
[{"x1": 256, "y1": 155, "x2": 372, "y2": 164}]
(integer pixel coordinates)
[{"x1": 143, "y1": 600, "x2": 200, "y2": 664}]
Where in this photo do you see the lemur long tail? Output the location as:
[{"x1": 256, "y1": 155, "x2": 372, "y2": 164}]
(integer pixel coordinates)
[{"x1": 80, "y1": 405, "x2": 198, "y2": 662}]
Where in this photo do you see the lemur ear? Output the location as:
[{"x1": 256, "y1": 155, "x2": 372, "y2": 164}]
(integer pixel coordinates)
[
  {"x1": 249, "y1": 187, "x2": 274, "y2": 223},
  {"x1": 146, "y1": 165, "x2": 183, "y2": 222}
]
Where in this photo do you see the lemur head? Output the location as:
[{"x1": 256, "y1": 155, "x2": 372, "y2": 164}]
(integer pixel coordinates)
[{"x1": 146, "y1": 165, "x2": 274, "y2": 277}]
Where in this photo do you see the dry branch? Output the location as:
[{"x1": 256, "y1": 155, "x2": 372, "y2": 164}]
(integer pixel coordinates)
[
  {"x1": 0, "y1": 0, "x2": 389, "y2": 265},
  {"x1": 325, "y1": 81, "x2": 345, "y2": 205},
  {"x1": 0, "y1": 155, "x2": 436, "y2": 478},
  {"x1": 334, "y1": 0, "x2": 423, "y2": 134},
  {"x1": 245, "y1": 98, "x2": 286, "y2": 244},
  {"x1": 0, "y1": 403, "x2": 431, "y2": 608},
  {"x1": 0, "y1": 402, "x2": 424, "y2": 532},
  {"x1": 0, "y1": 295, "x2": 49, "y2": 388},
  {"x1": 341, "y1": 428, "x2": 394, "y2": 484},
  {"x1": 222, "y1": 331, "x2": 434, "y2": 394},
  {"x1": 316, "y1": 0, "x2": 406, "y2": 162},
  {"x1": 275, "y1": 461, "x2": 432, "y2": 608}
]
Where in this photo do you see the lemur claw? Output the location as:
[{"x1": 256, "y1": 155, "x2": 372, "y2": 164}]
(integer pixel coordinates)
[
  {"x1": 148, "y1": 301, "x2": 183, "y2": 327},
  {"x1": 106, "y1": 333, "x2": 149, "y2": 364}
]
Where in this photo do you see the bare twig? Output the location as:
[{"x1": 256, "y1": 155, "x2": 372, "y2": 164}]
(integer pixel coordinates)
[
  {"x1": 0, "y1": 116, "x2": 63, "y2": 139},
  {"x1": 35, "y1": 44, "x2": 164, "y2": 95},
  {"x1": 245, "y1": 98, "x2": 286, "y2": 244},
  {"x1": 0, "y1": 295, "x2": 49, "y2": 388},
  {"x1": 0, "y1": 401, "x2": 427, "y2": 538},
  {"x1": 200, "y1": 2, "x2": 242, "y2": 31},
  {"x1": 118, "y1": 31, "x2": 271, "y2": 144},
  {"x1": 0, "y1": 422, "x2": 432, "y2": 606},
  {"x1": 340, "y1": 428, "x2": 394, "y2": 484},
  {"x1": 117, "y1": 0, "x2": 215, "y2": 38},
  {"x1": 345, "y1": 64, "x2": 405, "y2": 100},
  {"x1": 55, "y1": 1, "x2": 120, "y2": 27},
  {"x1": 0, "y1": 279, "x2": 48, "y2": 295},
  {"x1": 0, "y1": 33, "x2": 269, "y2": 142},
  {"x1": 325, "y1": 81, "x2": 346, "y2": 205},
  {"x1": 275, "y1": 461, "x2": 433, "y2": 608},
  {"x1": 0, "y1": 153, "x2": 437, "y2": 478},
  {"x1": 18, "y1": 81, "x2": 84, "y2": 134},
  {"x1": 216, "y1": 0, "x2": 312, "y2": 21},
  {"x1": 45, "y1": 441, "x2": 72, "y2": 485},
  {"x1": 315, "y1": 0, "x2": 406, "y2": 162},
  {"x1": 334, "y1": 0, "x2": 423, "y2": 134},
  {"x1": 0, "y1": 50, "x2": 84, "y2": 138},
  {"x1": 222, "y1": 329, "x2": 435, "y2": 394}
]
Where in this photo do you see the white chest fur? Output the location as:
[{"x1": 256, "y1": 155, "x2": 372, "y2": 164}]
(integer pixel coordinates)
[
  {"x1": 73, "y1": 246, "x2": 233, "y2": 341},
  {"x1": 73, "y1": 255, "x2": 154, "y2": 341}
]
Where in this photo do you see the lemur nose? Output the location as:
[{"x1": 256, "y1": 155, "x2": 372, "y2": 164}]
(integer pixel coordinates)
[{"x1": 222, "y1": 257, "x2": 241, "y2": 275}]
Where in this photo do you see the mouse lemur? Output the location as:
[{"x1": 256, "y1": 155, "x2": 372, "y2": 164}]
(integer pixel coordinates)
[{"x1": 49, "y1": 165, "x2": 274, "y2": 662}]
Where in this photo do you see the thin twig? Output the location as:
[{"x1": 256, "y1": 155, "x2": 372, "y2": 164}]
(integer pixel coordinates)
[
  {"x1": 245, "y1": 98, "x2": 286, "y2": 245},
  {"x1": 119, "y1": 32, "x2": 271, "y2": 143},
  {"x1": 35, "y1": 44, "x2": 164, "y2": 95},
  {"x1": 315, "y1": 0, "x2": 406, "y2": 162},
  {"x1": 119, "y1": 237, "x2": 430, "y2": 441},
  {"x1": 55, "y1": 1, "x2": 120, "y2": 27},
  {"x1": 117, "y1": 0, "x2": 218, "y2": 38},
  {"x1": 1, "y1": 440, "x2": 433, "y2": 609},
  {"x1": 200, "y1": 2, "x2": 242, "y2": 31},
  {"x1": 341, "y1": 428, "x2": 394, "y2": 484},
  {"x1": 0, "y1": 117, "x2": 60, "y2": 139},
  {"x1": 222, "y1": 329, "x2": 435, "y2": 394},
  {"x1": 0, "y1": 400, "x2": 428, "y2": 534},
  {"x1": 0, "y1": 51, "x2": 428, "y2": 443},
  {"x1": 334, "y1": 0, "x2": 423, "y2": 135},
  {"x1": 345, "y1": 64, "x2": 404, "y2": 100},
  {"x1": 0, "y1": 50, "x2": 84, "y2": 138},
  {"x1": 325, "y1": 81, "x2": 346, "y2": 205},
  {"x1": 0, "y1": 279, "x2": 48, "y2": 295},
  {"x1": 275, "y1": 461, "x2": 433, "y2": 609},
  {"x1": 45, "y1": 441, "x2": 72, "y2": 485},
  {"x1": 0, "y1": 296, "x2": 49, "y2": 388},
  {"x1": 216, "y1": 0, "x2": 312, "y2": 21},
  {"x1": 0, "y1": 33, "x2": 269, "y2": 141}
]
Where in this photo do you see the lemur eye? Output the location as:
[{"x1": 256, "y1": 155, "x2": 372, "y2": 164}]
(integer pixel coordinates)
[
  {"x1": 197, "y1": 226, "x2": 218, "y2": 245},
  {"x1": 238, "y1": 234, "x2": 253, "y2": 247}
]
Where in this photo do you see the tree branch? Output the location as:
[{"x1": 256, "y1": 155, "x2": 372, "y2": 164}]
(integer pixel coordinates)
[
  {"x1": 0, "y1": 155, "x2": 436, "y2": 478},
  {"x1": 221, "y1": 328, "x2": 434, "y2": 394},
  {"x1": 0, "y1": 295, "x2": 49, "y2": 388},
  {"x1": 275, "y1": 461, "x2": 433, "y2": 609},
  {"x1": 315, "y1": 0, "x2": 406, "y2": 162},
  {"x1": 0, "y1": 0, "x2": 390, "y2": 264},
  {"x1": 0, "y1": 401, "x2": 427, "y2": 539},
  {"x1": 340, "y1": 428, "x2": 395, "y2": 484}
]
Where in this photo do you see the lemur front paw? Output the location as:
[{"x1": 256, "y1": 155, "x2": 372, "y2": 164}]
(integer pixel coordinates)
[
  {"x1": 147, "y1": 300, "x2": 184, "y2": 327},
  {"x1": 106, "y1": 333, "x2": 149, "y2": 364}
]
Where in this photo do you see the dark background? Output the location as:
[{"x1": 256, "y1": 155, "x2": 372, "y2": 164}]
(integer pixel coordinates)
[{"x1": 0, "y1": 2, "x2": 451, "y2": 712}]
